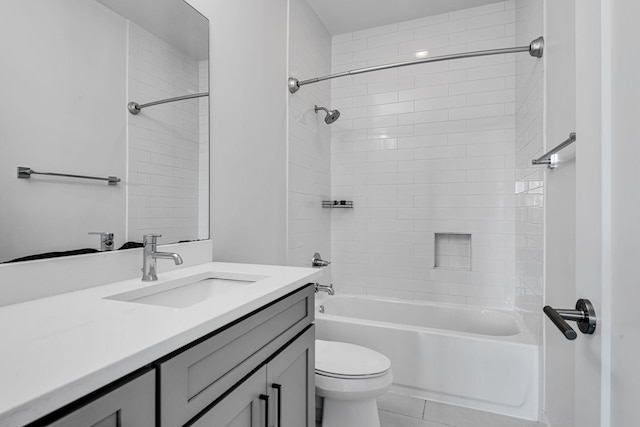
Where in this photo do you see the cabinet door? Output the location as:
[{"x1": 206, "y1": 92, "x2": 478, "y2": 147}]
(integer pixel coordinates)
[
  {"x1": 160, "y1": 285, "x2": 314, "y2": 427},
  {"x1": 191, "y1": 366, "x2": 267, "y2": 427},
  {"x1": 47, "y1": 370, "x2": 154, "y2": 427},
  {"x1": 267, "y1": 326, "x2": 315, "y2": 427}
]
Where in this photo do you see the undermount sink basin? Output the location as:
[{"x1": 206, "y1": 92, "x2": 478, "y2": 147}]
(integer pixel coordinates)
[{"x1": 105, "y1": 272, "x2": 269, "y2": 309}]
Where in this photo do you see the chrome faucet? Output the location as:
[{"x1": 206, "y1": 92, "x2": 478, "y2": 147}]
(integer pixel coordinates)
[
  {"x1": 315, "y1": 283, "x2": 335, "y2": 295},
  {"x1": 142, "y1": 234, "x2": 183, "y2": 282}
]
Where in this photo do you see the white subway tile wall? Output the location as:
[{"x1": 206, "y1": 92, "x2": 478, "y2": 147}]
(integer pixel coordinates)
[
  {"x1": 127, "y1": 23, "x2": 206, "y2": 245},
  {"x1": 287, "y1": 0, "x2": 332, "y2": 275},
  {"x1": 514, "y1": 0, "x2": 544, "y2": 344},
  {"x1": 330, "y1": 1, "x2": 518, "y2": 306}
]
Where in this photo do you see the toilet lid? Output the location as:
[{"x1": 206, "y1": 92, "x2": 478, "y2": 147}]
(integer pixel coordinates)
[{"x1": 315, "y1": 340, "x2": 391, "y2": 378}]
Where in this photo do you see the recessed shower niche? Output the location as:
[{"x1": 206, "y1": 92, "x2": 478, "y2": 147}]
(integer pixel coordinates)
[{"x1": 434, "y1": 233, "x2": 472, "y2": 271}]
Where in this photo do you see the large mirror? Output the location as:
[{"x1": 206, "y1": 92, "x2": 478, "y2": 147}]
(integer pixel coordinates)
[{"x1": 0, "y1": 0, "x2": 209, "y2": 263}]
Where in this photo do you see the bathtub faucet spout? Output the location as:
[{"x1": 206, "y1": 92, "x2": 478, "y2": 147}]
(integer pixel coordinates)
[{"x1": 315, "y1": 283, "x2": 335, "y2": 295}]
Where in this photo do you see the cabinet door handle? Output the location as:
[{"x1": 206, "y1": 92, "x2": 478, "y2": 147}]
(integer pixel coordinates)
[
  {"x1": 259, "y1": 394, "x2": 269, "y2": 427},
  {"x1": 271, "y1": 384, "x2": 282, "y2": 427}
]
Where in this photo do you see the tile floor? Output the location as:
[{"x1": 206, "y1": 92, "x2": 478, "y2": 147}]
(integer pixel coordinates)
[
  {"x1": 316, "y1": 391, "x2": 546, "y2": 427},
  {"x1": 378, "y1": 392, "x2": 545, "y2": 427}
]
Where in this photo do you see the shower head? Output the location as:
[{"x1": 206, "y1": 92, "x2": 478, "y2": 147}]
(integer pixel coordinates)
[{"x1": 314, "y1": 105, "x2": 341, "y2": 124}]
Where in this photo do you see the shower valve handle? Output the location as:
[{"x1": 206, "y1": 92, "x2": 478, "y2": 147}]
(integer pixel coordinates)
[{"x1": 312, "y1": 252, "x2": 331, "y2": 268}]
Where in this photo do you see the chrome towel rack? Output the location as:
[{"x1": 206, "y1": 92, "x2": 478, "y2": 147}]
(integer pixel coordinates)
[
  {"x1": 532, "y1": 132, "x2": 576, "y2": 168},
  {"x1": 17, "y1": 167, "x2": 121, "y2": 185},
  {"x1": 128, "y1": 92, "x2": 209, "y2": 115}
]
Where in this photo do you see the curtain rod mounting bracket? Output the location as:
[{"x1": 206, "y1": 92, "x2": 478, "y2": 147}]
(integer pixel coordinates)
[
  {"x1": 288, "y1": 77, "x2": 300, "y2": 93},
  {"x1": 529, "y1": 36, "x2": 544, "y2": 58},
  {"x1": 128, "y1": 102, "x2": 141, "y2": 115}
]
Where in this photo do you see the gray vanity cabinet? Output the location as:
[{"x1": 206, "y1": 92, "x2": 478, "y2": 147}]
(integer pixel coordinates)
[
  {"x1": 190, "y1": 325, "x2": 315, "y2": 427},
  {"x1": 31, "y1": 284, "x2": 314, "y2": 427},
  {"x1": 267, "y1": 326, "x2": 315, "y2": 427},
  {"x1": 191, "y1": 366, "x2": 267, "y2": 427},
  {"x1": 46, "y1": 370, "x2": 155, "y2": 427},
  {"x1": 160, "y1": 284, "x2": 315, "y2": 427}
]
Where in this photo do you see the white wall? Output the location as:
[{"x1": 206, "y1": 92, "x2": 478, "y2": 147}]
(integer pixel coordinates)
[
  {"x1": 287, "y1": 0, "x2": 333, "y2": 275},
  {"x1": 573, "y1": 1, "x2": 605, "y2": 426},
  {"x1": 192, "y1": 0, "x2": 289, "y2": 265},
  {"x1": 610, "y1": 1, "x2": 640, "y2": 424},
  {"x1": 329, "y1": 2, "x2": 519, "y2": 306},
  {"x1": 540, "y1": 0, "x2": 577, "y2": 425},
  {"x1": 0, "y1": 0, "x2": 127, "y2": 262}
]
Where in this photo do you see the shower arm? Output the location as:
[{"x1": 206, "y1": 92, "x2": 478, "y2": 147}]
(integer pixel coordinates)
[{"x1": 289, "y1": 37, "x2": 544, "y2": 93}]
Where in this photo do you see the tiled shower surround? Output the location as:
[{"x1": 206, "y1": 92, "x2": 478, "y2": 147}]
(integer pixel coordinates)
[{"x1": 329, "y1": 2, "x2": 521, "y2": 307}]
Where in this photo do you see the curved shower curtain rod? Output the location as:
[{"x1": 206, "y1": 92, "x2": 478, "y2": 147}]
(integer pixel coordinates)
[
  {"x1": 128, "y1": 92, "x2": 209, "y2": 115},
  {"x1": 288, "y1": 37, "x2": 544, "y2": 94}
]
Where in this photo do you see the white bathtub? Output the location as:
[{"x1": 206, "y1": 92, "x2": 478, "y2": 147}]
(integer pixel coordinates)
[{"x1": 315, "y1": 294, "x2": 539, "y2": 421}]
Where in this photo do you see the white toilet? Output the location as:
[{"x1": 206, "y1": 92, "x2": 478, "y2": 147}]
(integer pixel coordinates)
[{"x1": 315, "y1": 340, "x2": 393, "y2": 427}]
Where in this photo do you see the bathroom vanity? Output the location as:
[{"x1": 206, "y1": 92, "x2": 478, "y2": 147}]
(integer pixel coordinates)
[{"x1": 0, "y1": 263, "x2": 320, "y2": 427}]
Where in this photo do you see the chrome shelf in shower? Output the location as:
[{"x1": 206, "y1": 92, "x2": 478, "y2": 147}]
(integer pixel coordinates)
[{"x1": 323, "y1": 200, "x2": 353, "y2": 209}]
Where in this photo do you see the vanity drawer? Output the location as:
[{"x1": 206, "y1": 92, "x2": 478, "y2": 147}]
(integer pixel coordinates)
[{"x1": 159, "y1": 284, "x2": 314, "y2": 427}]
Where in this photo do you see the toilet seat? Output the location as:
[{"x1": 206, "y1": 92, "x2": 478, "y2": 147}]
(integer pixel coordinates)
[
  {"x1": 315, "y1": 340, "x2": 393, "y2": 402},
  {"x1": 315, "y1": 340, "x2": 393, "y2": 426},
  {"x1": 315, "y1": 340, "x2": 391, "y2": 379},
  {"x1": 316, "y1": 370, "x2": 387, "y2": 379}
]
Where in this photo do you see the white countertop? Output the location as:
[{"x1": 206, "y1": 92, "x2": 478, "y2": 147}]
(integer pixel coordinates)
[{"x1": 0, "y1": 262, "x2": 321, "y2": 427}]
